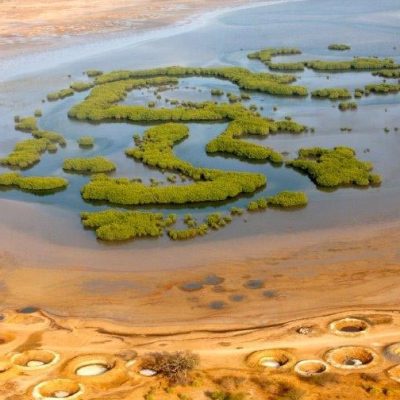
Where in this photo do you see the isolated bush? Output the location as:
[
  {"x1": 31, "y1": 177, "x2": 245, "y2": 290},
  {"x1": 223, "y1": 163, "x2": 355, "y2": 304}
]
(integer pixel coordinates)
[{"x1": 140, "y1": 351, "x2": 200, "y2": 385}]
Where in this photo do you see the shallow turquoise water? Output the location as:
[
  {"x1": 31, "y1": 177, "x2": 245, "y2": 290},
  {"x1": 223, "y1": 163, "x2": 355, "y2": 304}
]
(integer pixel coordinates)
[{"x1": 0, "y1": 0, "x2": 399, "y2": 248}]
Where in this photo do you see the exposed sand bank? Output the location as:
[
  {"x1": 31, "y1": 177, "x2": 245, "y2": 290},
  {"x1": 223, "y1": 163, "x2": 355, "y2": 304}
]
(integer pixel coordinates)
[
  {"x1": 0, "y1": 199, "x2": 399, "y2": 328},
  {"x1": 0, "y1": 0, "x2": 266, "y2": 59}
]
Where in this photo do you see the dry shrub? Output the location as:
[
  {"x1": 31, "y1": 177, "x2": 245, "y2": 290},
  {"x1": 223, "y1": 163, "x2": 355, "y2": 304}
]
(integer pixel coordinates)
[{"x1": 141, "y1": 351, "x2": 199, "y2": 385}]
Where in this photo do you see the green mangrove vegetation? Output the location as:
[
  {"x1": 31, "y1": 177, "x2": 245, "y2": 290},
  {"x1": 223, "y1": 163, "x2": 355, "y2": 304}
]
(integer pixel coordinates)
[
  {"x1": 82, "y1": 123, "x2": 266, "y2": 206},
  {"x1": 87, "y1": 65, "x2": 308, "y2": 97},
  {"x1": 248, "y1": 47, "x2": 397, "y2": 72},
  {"x1": 305, "y1": 57, "x2": 397, "y2": 71},
  {"x1": 372, "y1": 69, "x2": 400, "y2": 78},
  {"x1": 267, "y1": 191, "x2": 308, "y2": 207},
  {"x1": 311, "y1": 88, "x2": 351, "y2": 100},
  {"x1": 77, "y1": 136, "x2": 95, "y2": 147},
  {"x1": 0, "y1": 172, "x2": 68, "y2": 191},
  {"x1": 167, "y1": 225, "x2": 208, "y2": 240},
  {"x1": 63, "y1": 156, "x2": 116, "y2": 174},
  {"x1": 7, "y1": 49, "x2": 393, "y2": 243},
  {"x1": 15, "y1": 116, "x2": 66, "y2": 145},
  {"x1": 247, "y1": 47, "x2": 302, "y2": 65},
  {"x1": 206, "y1": 116, "x2": 305, "y2": 162},
  {"x1": 81, "y1": 210, "x2": 175, "y2": 241},
  {"x1": 70, "y1": 81, "x2": 95, "y2": 92},
  {"x1": 47, "y1": 88, "x2": 74, "y2": 101},
  {"x1": 269, "y1": 62, "x2": 305, "y2": 71},
  {"x1": 247, "y1": 197, "x2": 268, "y2": 212},
  {"x1": 287, "y1": 147, "x2": 381, "y2": 187},
  {"x1": 247, "y1": 191, "x2": 308, "y2": 210},
  {"x1": 86, "y1": 70, "x2": 103, "y2": 77},
  {"x1": 364, "y1": 83, "x2": 400, "y2": 94},
  {"x1": 0, "y1": 138, "x2": 54, "y2": 169},
  {"x1": 338, "y1": 101, "x2": 358, "y2": 111},
  {"x1": 328, "y1": 44, "x2": 351, "y2": 51}
]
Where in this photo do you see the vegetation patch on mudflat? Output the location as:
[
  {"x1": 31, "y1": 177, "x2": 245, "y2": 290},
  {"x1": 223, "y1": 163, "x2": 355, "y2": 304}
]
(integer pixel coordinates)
[
  {"x1": 0, "y1": 172, "x2": 68, "y2": 191},
  {"x1": 83, "y1": 123, "x2": 266, "y2": 206},
  {"x1": 2, "y1": 45, "x2": 388, "y2": 243},
  {"x1": 311, "y1": 88, "x2": 352, "y2": 100},
  {"x1": 63, "y1": 156, "x2": 116, "y2": 174},
  {"x1": 0, "y1": 138, "x2": 54, "y2": 169},
  {"x1": 81, "y1": 210, "x2": 176, "y2": 241},
  {"x1": 287, "y1": 147, "x2": 381, "y2": 187},
  {"x1": 328, "y1": 43, "x2": 351, "y2": 51}
]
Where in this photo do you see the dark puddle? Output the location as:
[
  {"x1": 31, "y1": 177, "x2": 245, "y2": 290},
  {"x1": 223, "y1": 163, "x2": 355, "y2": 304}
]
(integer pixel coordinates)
[
  {"x1": 244, "y1": 279, "x2": 264, "y2": 289},
  {"x1": 17, "y1": 306, "x2": 39, "y2": 314},
  {"x1": 229, "y1": 294, "x2": 245, "y2": 302},
  {"x1": 209, "y1": 301, "x2": 226, "y2": 310},
  {"x1": 180, "y1": 274, "x2": 225, "y2": 292},
  {"x1": 203, "y1": 274, "x2": 224, "y2": 286},
  {"x1": 180, "y1": 282, "x2": 204, "y2": 292},
  {"x1": 263, "y1": 290, "x2": 278, "y2": 298}
]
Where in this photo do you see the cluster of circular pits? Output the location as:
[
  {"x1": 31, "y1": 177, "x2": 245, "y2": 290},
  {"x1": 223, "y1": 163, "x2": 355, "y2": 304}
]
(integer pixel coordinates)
[
  {"x1": 247, "y1": 316, "x2": 400, "y2": 382},
  {"x1": 1, "y1": 314, "x2": 400, "y2": 397},
  {"x1": 0, "y1": 343, "x2": 158, "y2": 399}
]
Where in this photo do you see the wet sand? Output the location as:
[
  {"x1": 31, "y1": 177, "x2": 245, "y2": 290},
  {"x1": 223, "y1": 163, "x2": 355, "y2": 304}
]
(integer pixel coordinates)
[
  {"x1": 0, "y1": 0, "x2": 264, "y2": 59},
  {"x1": 0, "y1": 198, "x2": 399, "y2": 327}
]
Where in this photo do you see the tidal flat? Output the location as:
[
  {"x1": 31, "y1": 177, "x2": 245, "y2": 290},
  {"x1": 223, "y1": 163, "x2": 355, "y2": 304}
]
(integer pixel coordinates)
[{"x1": 1, "y1": 0, "x2": 400, "y2": 398}]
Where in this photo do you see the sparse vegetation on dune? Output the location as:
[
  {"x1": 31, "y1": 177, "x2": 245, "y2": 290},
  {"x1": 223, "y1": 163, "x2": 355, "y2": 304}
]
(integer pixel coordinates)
[
  {"x1": 287, "y1": 147, "x2": 381, "y2": 187},
  {"x1": 63, "y1": 156, "x2": 116, "y2": 174},
  {"x1": 0, "y1": 172, "x2": 68, "y2": 191}
]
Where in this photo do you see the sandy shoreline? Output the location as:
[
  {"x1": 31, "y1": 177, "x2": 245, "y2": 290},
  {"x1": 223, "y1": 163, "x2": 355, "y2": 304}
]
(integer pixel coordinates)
[
  {"x1": 0, "y1": 195, "x2": 399, "y2": 328},
  {"x1": 0, "y1": 0, "x2": 272, "y2": 61}
]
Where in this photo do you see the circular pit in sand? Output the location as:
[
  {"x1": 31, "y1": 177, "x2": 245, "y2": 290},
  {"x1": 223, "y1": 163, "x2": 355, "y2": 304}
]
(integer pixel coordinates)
[
  {"x1": 246, "y1": 349, "x2": 295, "y2": 371},
  {"x1": 63, "y1": 354, "x2": 128, "y2": 388},
  {"x1": 33, "y1": 378, "x2": 84, "y2": 400},
  {"x1": 11, "y1": 350, "x2": 60, "y2": 371},
  {"x1": 329, "y1": 318, "x2": 369, "y2": 336},
  {"x1": 324, "y1": 346, "x2": 378, "y2": 370},
  {"x1": 294, "y1": 359, "x2": 329, "y2": 377}
]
